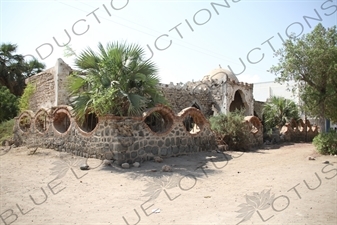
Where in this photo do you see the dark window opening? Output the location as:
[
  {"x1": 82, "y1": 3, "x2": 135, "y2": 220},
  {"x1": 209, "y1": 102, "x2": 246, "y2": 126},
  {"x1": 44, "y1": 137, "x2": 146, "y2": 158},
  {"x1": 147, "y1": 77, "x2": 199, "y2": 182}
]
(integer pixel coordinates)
[
  {"x1": 19, "y1": 115, "x2": 31, "y2": 132},
  {"x1": 35, "y1": 112, "x2": 49, "y2": 133},
  {"x1": 53, "y1": 112, "x2": 71, "y2": 133},
  {"x1": 78, "y1": 112, "x2": 98, "y2": 132},
  {"x1": 183, "y1": 114, "x2": 202, "y2": 134},
  {"x1": 144, "y1": 111, "x2": 173, "y2": 133}
]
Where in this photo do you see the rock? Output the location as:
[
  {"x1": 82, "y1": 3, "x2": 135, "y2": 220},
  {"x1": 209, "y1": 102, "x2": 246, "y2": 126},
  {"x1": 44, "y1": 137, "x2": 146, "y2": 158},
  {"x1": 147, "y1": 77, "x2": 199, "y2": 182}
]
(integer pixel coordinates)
[
  {"x1": 323, "y1": 161, "x2": 329, "y2": 164},
  {"x1": 121, "y1": 163, "x2": 130, "y2": 169},
  {"x1": 133, "y1": 162, "x2": 140, "y2": 168},
  {"x1": 146, "y1": 153, "x2": 154, "y2": 160},
  {"x1": 80, "y1": 164, "x2": 89, "y2": 170},
  {"x1": 308, "y1": 156, "x2": 315, "y2": 160},
  {"x1": 150, "y1": 169, "x2": 157, "y2": 172},
  {"x1": 154, "y1": 156, "x2": 163, "y2": 163},
  {"x1": 103, "y1": 160, "x2": 113, "y2": 166},
  {"x1": 162, "y1": 165, "x2": 172, "y2": 172}
]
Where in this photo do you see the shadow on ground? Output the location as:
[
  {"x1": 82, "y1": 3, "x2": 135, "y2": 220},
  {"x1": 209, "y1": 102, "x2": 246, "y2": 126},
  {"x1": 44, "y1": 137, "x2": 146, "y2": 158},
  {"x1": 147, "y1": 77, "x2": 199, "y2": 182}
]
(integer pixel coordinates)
[{"x1": 98, "y1": 150, "x2": 240, "y2": 180}]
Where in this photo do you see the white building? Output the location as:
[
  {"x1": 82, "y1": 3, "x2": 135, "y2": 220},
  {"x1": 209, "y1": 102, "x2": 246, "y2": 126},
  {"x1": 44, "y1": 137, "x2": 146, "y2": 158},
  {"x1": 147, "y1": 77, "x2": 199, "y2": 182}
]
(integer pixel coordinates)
[{"x1": 253, "y1": 80, "x2": 299, "y2": 104}]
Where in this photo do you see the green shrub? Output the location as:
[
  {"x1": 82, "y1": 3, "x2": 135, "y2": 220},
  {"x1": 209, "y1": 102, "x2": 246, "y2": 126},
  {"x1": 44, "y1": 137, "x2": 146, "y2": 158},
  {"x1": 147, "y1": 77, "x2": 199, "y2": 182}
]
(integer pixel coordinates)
[
  {"x1": 19, "y1": 83, "x2": 35, "y2": 112},
  {"x1": 0, "y1": 86, "x2": 19, "y2": 122},
  {"x1": 0, "y1": 119, "x2": 15, "y2": 144},
  {"x1": 313, "y1": 131, "x2": 337, "y2": 155},
  {"x1": 209, "y1": 110, "x2": 250, "y2": 151}
]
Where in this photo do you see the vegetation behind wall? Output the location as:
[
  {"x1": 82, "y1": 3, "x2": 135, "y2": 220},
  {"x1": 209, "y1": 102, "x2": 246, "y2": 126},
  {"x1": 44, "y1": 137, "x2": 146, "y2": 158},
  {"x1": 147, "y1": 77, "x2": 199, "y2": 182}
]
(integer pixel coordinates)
[
  {"x1": 209, "y1": 110, "x2": 251, "y2": 151},
  {"x1": 19, "y1": 83, "x2": 35, "y2": 112}
]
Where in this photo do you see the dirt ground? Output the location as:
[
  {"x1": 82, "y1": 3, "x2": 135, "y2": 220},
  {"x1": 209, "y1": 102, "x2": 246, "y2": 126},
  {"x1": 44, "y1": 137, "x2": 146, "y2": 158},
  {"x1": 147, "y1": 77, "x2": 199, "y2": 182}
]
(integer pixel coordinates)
[{"x1": 0, "y1": 143, "x2": 336, "y2": 225}]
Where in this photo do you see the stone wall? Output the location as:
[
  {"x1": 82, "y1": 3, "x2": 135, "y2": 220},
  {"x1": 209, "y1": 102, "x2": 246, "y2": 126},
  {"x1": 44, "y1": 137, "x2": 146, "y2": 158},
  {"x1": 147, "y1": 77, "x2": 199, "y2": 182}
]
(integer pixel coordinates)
[
  {"x1": 14, "y1": 105, "x2": 218, "y2": 164},
  {"x1": 159, "y1": 82, "x2": 214, "y2": 117},
  {"x1": 160, "y1": 78, "x2": 254, "y2": 118},
  {"x1": 14, "y1": 104, "x2": 264, "y2": 163},
  {"x1": 19, "y1": 60, "x2": 264, "y2": 160},
  {"x1": 280, "y1": 119, "x2": 319, "y2": 142},
  {"x1": 25, "y1": 70, "x2": 55, "y2": 112},
  {"x1": 25, "y1": 59, "x2": 72, "y2": 112},
  {"x1": 224, "y1": 80, "x2": 254, "y2": 116}
]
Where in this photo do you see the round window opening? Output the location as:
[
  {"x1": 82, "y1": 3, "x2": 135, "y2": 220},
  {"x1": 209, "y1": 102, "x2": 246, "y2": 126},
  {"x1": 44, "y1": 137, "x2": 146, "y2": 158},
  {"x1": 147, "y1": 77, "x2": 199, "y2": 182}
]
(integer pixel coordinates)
[
  {"x1": 78, "y1": 112, "x2": 98, "y2": 133},
  {"x1": 19, "y1": 115, "x2": 31, "y2": 132},
  {"x1": 183, "y1": 114, "x2": 203, "y2": 134},
  {"x1": 248, "y1": 117, "x2": 261, "y2": 134},
  {"x1": 35, "y1": 111, "x2": 49, "y2": 133},
  {"x1": 144, "y1": 111, "x2": 173, "y2": 133},
  {"x1": 53, "y1": 111, "x2": 71, "y2": 133}
]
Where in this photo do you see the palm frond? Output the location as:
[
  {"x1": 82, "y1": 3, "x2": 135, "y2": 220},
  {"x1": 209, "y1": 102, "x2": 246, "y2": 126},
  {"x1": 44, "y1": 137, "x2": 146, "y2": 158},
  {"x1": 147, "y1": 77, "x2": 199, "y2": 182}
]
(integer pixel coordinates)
[{"x1": 68, "y1": 41, "x2": 167, "y2": 118}]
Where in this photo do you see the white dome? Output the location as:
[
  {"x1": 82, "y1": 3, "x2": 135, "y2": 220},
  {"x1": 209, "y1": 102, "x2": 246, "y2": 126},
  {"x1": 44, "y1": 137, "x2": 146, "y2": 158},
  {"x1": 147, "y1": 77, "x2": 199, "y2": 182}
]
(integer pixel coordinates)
[{"x1": 203, "y1": 68, "x2": 239, "y2": 83}]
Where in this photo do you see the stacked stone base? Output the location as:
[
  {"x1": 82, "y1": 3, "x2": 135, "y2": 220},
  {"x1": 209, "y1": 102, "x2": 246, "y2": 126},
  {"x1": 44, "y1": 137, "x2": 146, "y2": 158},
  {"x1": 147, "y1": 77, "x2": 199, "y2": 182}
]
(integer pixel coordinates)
[{"x1": 14, "y1": 105, "x2": 218, "y2": 164}]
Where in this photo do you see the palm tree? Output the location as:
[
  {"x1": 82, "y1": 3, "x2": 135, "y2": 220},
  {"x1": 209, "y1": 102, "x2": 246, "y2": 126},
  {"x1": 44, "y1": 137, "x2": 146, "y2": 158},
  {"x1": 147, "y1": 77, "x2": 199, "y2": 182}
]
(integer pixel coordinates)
[
  {"x1": 262, "y1": 96, "x2": 299, "y2": 131},
  {"x1": 0, "y1": 43, "x2": 45, "y2": 96},
  {"x1": 68, "y1": 42, "x2": 167, "y2": 121}
]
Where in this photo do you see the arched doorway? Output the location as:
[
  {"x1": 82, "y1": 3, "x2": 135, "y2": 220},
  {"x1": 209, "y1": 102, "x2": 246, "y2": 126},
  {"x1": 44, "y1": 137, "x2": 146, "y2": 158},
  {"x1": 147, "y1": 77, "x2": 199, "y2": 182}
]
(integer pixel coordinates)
[{"x1": 229, "y1": 90, "x2": 245, "y2": 112}]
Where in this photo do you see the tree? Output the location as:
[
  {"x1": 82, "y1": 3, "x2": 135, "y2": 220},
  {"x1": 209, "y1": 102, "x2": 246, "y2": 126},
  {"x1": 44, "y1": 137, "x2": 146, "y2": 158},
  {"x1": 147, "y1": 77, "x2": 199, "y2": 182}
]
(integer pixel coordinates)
[
  {"x1": 262, "y1": 96, "x2": 299, "y2": 132},
  {"x1": 0, "y1": 43, "x2": 45, "y2": 96},
  {"x1": 270, "y1": 23, "x2": 337, "y2": 122},
  {"x1": 0, "y1": 85, "x2": 19, "y2": 122},
  {"x1": 68, "y1": 42, "x2": 167, "y2": 121}
]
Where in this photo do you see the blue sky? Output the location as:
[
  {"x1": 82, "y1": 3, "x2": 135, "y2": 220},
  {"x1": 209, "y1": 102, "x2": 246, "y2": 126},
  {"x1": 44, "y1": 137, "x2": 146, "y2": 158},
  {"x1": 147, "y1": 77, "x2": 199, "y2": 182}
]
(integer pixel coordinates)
[{"x1": 1, "y1": 0, "x2": 336, "y2": 84}]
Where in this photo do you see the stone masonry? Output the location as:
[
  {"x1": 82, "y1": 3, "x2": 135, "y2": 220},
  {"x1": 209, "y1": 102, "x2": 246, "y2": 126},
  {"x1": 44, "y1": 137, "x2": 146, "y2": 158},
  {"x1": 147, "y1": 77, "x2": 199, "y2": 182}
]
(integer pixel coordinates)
[
  {"x1": 160, "y1": 68, "x2": 254, "y2": 118},
  {"x1": 14, "y1": 105, "x2": 218, "y2": 164},
  {"x1": 14, "y1": 59, "x2": 265, "y2": 164},
  {"x1": 25, "y1": 59, "x2": 72, "y2": 112}
]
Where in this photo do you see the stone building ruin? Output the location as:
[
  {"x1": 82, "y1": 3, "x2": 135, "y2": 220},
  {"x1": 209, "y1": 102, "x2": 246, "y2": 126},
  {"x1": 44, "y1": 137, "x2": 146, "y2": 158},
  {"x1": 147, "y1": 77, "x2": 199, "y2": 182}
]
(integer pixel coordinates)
[
  {"x1": 14, "y1": 58, "x2": 265, "y2": 164},
  {"x1": 159, "y1": 67, "x2": 254, "y2": 118}
]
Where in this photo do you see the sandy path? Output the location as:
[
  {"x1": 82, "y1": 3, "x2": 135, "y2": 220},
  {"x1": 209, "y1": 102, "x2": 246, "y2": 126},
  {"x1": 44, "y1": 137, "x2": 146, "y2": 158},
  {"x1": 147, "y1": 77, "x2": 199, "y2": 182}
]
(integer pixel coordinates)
[{"x1": 0, "y1": 143, "x2": 336, "y2": 225}]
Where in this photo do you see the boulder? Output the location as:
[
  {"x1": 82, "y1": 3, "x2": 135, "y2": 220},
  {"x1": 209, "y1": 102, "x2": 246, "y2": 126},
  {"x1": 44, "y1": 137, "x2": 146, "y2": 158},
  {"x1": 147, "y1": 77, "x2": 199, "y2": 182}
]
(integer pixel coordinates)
[{"x1": 162, "y1": 165, "x2": 172, "y2": 172}]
